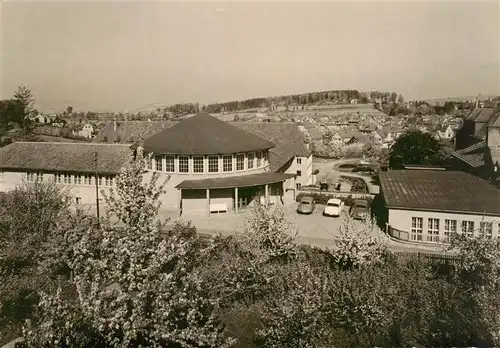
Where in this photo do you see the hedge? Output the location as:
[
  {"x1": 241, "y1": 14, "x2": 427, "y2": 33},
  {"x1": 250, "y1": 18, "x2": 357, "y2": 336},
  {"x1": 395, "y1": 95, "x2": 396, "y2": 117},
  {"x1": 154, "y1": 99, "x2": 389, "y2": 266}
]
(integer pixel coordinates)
[
  {"x1": 296, "y1": 192, "x2": 373, "y2": 207},
  {"x1": 340, "y1": 176, "x2": 369, "y2": 193}
]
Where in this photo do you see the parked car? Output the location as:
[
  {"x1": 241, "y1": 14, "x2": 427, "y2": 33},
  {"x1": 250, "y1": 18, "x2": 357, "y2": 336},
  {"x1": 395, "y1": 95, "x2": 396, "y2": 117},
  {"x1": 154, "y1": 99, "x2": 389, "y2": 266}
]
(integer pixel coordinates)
[
  {"x1": 350, "y1": 199, "x2": 370, "y2": 220},
  {"x1": 297, "y1": 196, "x2": 315, "y2": 214},
  {"x1": 323, "y1": 198, "x2": 344, "y2": 217}
]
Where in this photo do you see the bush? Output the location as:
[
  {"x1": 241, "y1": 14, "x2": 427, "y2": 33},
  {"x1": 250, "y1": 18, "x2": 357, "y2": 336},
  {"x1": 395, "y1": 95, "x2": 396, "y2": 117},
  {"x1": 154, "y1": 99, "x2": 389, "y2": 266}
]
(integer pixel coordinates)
[
  {"x1": 340, "y1": 176, "x2": 369, "y2": 193},
  {"x1": 352, "y1": 166, "x2": 375, "y2": 173},
  {"x1": 338, "y1": 163, "x2": 357, "y2": 169},
  {"x1": 296, "y1": 192, "x2": 372, "y2": 207}
]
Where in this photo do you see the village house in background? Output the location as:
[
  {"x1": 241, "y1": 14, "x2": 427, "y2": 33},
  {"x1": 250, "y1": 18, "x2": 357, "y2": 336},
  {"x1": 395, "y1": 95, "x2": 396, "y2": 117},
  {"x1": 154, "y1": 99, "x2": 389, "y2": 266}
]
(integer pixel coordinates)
[
  {"x1": 379, "y1": 169, "x2": 500, "y2": 244},
  {"x1": 452, "y1": 107, "x2": 500, "y2": 184}
]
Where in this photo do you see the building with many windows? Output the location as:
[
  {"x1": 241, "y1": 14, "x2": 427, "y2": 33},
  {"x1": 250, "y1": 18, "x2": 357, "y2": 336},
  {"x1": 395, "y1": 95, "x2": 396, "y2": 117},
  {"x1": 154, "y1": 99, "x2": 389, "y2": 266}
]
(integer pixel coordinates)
[
  {"x1": 142, "y1": 113, "x2": 306, "y2": 215},
  {"x1": 1, "y1": 113, "x2": 312, "y2": 217},
  {"x1": 379, "y1": 169, "x2": 500, "y2": 243},
  {"x1": 0, "y1": 142, "x2": 132, "y2": 207}
]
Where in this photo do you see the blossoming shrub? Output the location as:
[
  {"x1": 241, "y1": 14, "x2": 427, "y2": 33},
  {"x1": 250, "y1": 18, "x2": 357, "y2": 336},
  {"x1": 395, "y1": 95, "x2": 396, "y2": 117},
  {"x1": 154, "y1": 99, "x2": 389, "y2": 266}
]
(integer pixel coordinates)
[
  {"x1": 18, "y1": 148, "x2": 235, "y2": 348},
  {"x1": 328, "y1": 216, "x2": 391, "y2": 270}
]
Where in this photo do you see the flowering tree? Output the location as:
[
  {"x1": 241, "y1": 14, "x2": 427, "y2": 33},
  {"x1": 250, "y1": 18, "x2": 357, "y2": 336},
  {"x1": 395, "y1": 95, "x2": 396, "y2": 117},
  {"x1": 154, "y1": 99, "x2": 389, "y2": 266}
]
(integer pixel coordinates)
[
  {"x1": 449, "y1": 234, "x2": 500, "y2": 344},
  {"x1": 19, "y1": 148, "x2": 235, "y2": 348},
  {"x1": 238, "y1": 202, "x2": 299, "y2": 263},
  {"x1": 201, "y1": 203, "x2": 299, "y2": 308},
  {"x1": 328, "y1": 216, "x2": 391, "y2": 270},
  {"x1": 0, "y1": 182, "x2": 72, "y2": 343},
  {"x1": 255, "y1": 262, "x2": 332, "y2": 348}
]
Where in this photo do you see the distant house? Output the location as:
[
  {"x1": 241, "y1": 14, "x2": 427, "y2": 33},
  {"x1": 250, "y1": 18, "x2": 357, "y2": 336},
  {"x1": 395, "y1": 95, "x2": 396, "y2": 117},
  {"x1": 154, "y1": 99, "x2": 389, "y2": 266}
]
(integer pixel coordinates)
[
  {"x1": 436, "y1": 125, "x2": 455, "y2": 140},
  {"x1": 452, "y1": 111, "x2": 500, "y2": 185},
  {"x1": 72, "y1": 123, "x2": 95, "y2": 139},
  {"x1": 350, "y1": 99, "x2": 358, "y2": 104},
  {"x1": 455, "y1": 108, "x2": 499, "y2": 149},
  {"x1": 379, "y1": 170, "x2": 500, "y2": 243},
  {"x1": 372, "y1": 129, "x2": 385, "y2": 145}
]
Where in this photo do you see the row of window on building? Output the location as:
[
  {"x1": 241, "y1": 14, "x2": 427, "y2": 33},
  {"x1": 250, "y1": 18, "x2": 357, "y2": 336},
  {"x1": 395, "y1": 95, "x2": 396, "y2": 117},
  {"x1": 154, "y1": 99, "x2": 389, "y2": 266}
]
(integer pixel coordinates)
[
  {"x1": 147, "y1": 152, "x2": 269, "y2": 174},
  {"x1": 411, "y1": 217, "x2": 498, "y2": 243},
  {"x1": 26, "y1": 172, "x2": 115, "y2": 187}
]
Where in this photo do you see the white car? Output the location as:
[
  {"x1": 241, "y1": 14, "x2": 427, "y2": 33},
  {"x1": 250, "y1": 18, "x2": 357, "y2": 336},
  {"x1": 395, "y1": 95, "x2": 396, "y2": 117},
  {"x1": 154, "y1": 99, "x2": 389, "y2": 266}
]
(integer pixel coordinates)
[{"x1": 323, "y1": 198, "x2": 344, "y2": 217}]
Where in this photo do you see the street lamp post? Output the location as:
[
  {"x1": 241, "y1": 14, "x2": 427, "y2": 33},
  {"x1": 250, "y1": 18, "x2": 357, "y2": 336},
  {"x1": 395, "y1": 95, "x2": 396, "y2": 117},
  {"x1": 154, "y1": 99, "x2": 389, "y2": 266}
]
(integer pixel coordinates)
[{"x1": 94, "y1": 151, "x2": 100, "y2": 225}]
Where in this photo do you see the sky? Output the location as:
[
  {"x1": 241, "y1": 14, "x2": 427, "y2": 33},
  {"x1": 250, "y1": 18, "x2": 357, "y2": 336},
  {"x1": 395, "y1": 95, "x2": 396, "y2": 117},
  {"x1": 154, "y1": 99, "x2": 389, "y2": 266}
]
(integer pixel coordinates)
[{"x1": 1, "y1": 0, "x2": 499, "y2": 112}]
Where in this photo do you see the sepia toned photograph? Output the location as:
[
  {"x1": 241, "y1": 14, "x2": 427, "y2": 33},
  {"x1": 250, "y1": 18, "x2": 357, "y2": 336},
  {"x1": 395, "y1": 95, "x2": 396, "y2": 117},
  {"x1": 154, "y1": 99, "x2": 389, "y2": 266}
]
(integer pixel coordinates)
[{"x1": 1, "y1": 0, "x2": 499, "y2": 347}]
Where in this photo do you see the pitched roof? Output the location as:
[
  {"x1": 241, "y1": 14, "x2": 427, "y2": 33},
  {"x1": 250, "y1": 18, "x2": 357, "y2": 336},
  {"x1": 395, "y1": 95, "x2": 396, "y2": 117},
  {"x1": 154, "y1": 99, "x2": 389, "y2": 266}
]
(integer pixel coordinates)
[
  {"x1": 175, "y1": 172, "x2": 296, "y2": 189},
  {"x1": 379, "y1": 170, "x2": 500, "y2": 215},
  {"x1": 467, "y1": 108, "x2": 498, "y2": 123},
  {"x1": 93, "y1": 121, "x2": 179, "y2": 143},
  {"x1": 230, "y1": 122, "x2": 311, "y2": 171},
  {"x1": 143, "y1": 113, "x2": 275, "y2": 155},
  {"x1": 0, "y1": 142, "x2": 132, "y2": 174},
  {"x1": 451, "y1": 141, "x2": 487, "y2": 168}
]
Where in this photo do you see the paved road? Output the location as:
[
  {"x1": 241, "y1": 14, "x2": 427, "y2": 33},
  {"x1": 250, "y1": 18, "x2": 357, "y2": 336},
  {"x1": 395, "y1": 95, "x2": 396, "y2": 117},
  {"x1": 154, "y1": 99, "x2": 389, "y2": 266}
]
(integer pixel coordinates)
[{"x1": 195, "y1": 228, "x2": 452, "y2": 255}]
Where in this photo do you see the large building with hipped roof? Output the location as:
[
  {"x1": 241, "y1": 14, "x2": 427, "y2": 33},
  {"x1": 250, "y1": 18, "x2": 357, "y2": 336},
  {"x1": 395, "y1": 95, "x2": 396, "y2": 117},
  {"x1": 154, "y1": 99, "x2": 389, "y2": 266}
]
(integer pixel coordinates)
[{"x1": 0, "y1": 113, "x2": 312, "y2": 216}]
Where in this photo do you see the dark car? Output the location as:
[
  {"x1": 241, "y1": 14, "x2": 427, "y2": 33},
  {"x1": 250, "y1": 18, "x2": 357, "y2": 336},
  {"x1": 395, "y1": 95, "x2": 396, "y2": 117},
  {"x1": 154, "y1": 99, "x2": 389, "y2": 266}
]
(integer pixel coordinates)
[
  {"x1": 297, "y1": 196, "x2": 315, "y2": 214},
  {"x1": 350, "y1": 199, "x2": 369, "y2": 220}
]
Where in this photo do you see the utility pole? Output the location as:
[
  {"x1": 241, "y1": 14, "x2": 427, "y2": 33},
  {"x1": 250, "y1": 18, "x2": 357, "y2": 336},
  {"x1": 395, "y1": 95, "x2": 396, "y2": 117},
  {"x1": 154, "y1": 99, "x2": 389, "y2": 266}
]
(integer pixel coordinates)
[{"x1": 94, "y1": 151, "x2": 100, "y2": 226}]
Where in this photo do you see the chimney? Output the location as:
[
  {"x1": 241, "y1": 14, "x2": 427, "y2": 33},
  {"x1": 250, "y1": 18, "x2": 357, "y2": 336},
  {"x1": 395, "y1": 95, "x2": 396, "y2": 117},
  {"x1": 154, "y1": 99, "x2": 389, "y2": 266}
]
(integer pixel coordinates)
[{"x1": 113, "y1": 121, "x2": 117, "y2": 131}]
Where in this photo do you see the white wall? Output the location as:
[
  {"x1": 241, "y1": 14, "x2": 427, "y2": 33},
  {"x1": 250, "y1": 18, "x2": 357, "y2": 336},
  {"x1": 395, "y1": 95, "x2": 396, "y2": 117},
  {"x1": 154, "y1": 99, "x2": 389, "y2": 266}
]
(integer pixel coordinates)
[
  {"x1": 388, "y1": 208, "x2": 500, "y2": 241},
  {"x1": 0, "y1": 170, "x2": 114, "y2": 212},
  {"x1": 283, "y1": 154, "x2": 313, "y2": 188}
]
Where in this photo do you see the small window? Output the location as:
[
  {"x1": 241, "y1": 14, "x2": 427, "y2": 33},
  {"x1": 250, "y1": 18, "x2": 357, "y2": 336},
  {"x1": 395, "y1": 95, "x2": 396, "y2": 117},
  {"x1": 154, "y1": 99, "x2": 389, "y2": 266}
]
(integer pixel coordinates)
[
  {"x1": 0, "y1": 170, "x2": 3, "y2": 183},
  {"x1": 84, "y1": 174, "x2": 92, "y2": 185},
  {"x1": 461, "y1": 221, "x2": 474, "y2": 238},
  {"x1": 479, "y1": 222, "x2": 493, "y2": 239},
  {"x1": 297, "y1": 157, "x2": 302, "y2": 165},
  {"x1": 75, "y1": 197, "x2": 82, "y2": 205},
  {"x1": 178, "y1": 156, "x2": 189, "y2": 173},
  {"x1": 193, "y1": 156, "x2": 204, "y2": 173},
  {"x1": 105, "y1": 176, "x2": 113, "y2": 187},
  {"x1": 165, "y1": 156, "x2": 175, "y2": 173},
  {"x1": 147, "y1": 157, "x2": 153, "y2": 170},
  {"x1": 427, "y1": 218, "x2": 440, "y2": 243},
  {"x1": 54, "y1": 173, "x2": 62, "y2": 184},
  {"x1": 223, "y1": 155, "x2": 233, "y2": 172},
  {"x1": 236, "y1": 154, "x2": 245, "y2": 171},
  {"x1": 296, "y1": 183, "x2": 301, "y2": 189},
  {"x1": 36, "y1": 173, "x2": 44, "y2": 183},
  {"x1": 444, "y1": 219, "x2": 457, "y2": 243},
  {"x1": 208, "y1": 156, "x2": 219, "y2": 173},
  {"x1": 26, "y1": 172, "x2": 35, "y2": 182},
  {"x1": 247, "y1": 152, "x2": 255, "y2": 169},
  {"x1": 411, "y1": 217, "x2": 423, "y2": 241},
  {"x1": 155, "y1": 156, "x2": 163, "y2": 172},
  {"x1": 63, "y1": 173, "x2": 71, "y2": 184},
  {"x1": 256, "y1": 152, "x2": 262, "y2": 167},
  {"x1": 74, "y1": 174, "x2": 82, "y2": 185},
  {"x1": 297, "y1": 170, "x2": 302, "y2": 177}
]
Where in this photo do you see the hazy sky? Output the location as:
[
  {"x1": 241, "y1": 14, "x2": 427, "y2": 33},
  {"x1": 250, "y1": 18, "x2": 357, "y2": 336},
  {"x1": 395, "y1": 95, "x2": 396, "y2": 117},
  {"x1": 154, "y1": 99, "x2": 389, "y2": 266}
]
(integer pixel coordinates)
[{"x1": 1, "y1": 1, "x2": 499, "y2": 112}]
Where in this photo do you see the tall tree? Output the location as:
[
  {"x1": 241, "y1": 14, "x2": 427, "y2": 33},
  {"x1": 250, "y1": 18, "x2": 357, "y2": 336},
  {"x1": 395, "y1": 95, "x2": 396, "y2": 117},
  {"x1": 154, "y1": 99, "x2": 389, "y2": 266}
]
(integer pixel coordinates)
[{"x1": 388, "y1": 130, "x2": 444, "y2": 169}]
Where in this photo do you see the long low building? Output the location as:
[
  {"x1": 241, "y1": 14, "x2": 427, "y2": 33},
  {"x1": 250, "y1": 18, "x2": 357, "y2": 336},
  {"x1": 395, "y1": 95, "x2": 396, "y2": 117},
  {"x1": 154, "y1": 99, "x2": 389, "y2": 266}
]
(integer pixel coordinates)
[
  {"x1": 1, "y1": 113, "x2": 313, "y2": 216},
  {"x1": 0, "y1": 142, "x2": 131, "y2": 207},
  {"x1": 379, "y1": 169, "x2": 500, "y2": 243}
]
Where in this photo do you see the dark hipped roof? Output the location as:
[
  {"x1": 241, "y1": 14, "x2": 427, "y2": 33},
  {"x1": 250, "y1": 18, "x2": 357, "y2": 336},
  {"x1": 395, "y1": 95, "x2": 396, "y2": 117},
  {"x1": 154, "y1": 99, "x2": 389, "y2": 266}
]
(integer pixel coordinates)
[
  {"x1": 230, "y1": 123, "x2": 311, "y2": 171},
  {"x1": 143, "y1": 113, "x2": 275, "y2": 155},
  {"x1": 451, "y1": 141, "x2": 488, "y2": 168},
  {"x1": 0, "y1": 142, "x2": 132, "y2": 174},
  {"x1": 379, "y1": 170, "x2": 500, "y2": 215},
  {"x1": 175, "y1": 172, "x2": 296, "y2": 189}
]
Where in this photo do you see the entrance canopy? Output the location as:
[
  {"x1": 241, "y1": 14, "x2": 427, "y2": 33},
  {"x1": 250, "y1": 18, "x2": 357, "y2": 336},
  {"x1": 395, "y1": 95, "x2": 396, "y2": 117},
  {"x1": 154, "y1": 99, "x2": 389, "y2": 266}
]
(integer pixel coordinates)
[{"x1": 175, "y1": 172, "x2": 296, "y2": 190}]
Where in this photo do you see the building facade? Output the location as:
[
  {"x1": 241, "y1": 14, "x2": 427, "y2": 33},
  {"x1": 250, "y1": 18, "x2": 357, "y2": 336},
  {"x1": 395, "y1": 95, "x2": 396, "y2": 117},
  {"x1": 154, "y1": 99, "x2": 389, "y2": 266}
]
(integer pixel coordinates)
[
  {"x1": 142, "y1": 113, "x2": 298, "y2": 216},
  {"x1": 0, "y1": 142, "x2": 131, "y2": 210},
  {"x1": 379, "y1": 169, "x2": 500, "y2": 244},
  {"x1": 1, "y1": 114, "x2": 312, "y2": 217}
]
